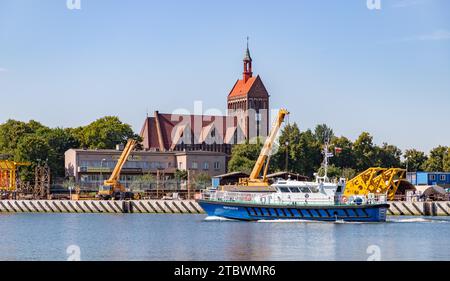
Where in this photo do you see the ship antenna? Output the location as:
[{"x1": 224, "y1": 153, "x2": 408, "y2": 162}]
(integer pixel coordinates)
[{"x1": 323, "y1": 138, "x2": 331, "y2": 181}]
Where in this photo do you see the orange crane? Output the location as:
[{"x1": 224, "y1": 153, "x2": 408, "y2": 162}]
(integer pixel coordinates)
[
  {"x1": 239, "y1": 108, "x2": 289, "y2": 187},
  {"x1": 0, "y1": 160, "x2": 31, "y2": 191},
  {"x1": 98, "y1": 139, "x2": 137, "y2": 200}
]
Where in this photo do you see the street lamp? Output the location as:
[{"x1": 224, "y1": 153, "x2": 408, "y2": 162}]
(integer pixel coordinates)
[
  {"x1": 285, "y1": 141, "x2": 289, "y2": 172},
  {"x1": 100, "y1": 158, "x2": 106, "y2": 185}
]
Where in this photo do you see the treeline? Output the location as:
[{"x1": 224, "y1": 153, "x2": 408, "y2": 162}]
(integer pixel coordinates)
[
  {"x1": 228, "y1": 123, "x2": 450, "y2": 179},
  {"x1": 2, "y1": 117, "x2": 449, "y2": 182},
  {"x1": 0, "y1": 117, "x2": 140, "y2": 180}
]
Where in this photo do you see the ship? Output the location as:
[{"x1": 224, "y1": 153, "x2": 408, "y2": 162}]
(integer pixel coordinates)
[{"x1": 197, "y1": 109, "x2": 389, "y2": 222}]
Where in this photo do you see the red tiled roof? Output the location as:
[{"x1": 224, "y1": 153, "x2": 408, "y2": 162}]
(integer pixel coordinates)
[
  {"x1": 140, "y1": 112, "x2": 238, "y2": 151},
  {"x1": 228, "y1": 76, "x2": 257, "y2": 98}
]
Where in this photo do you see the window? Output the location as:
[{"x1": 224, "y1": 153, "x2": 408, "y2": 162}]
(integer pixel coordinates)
[
  {"x1": 310, "y1": 186, "x2": 319, "y2": 193},
  {"x1": 213, "y1": 162, "x2": 220, "y2": 170},
  {"x1": 279, "y1": 187, "x2": 290, "y2": 193},
  {"x1": 191, "y1": 161, "x2": 198, "y2": 170},
  {"x1": 288, "y1": 187, "x2": 300, "y2": 193},
  {"x1": 429, "y1": 174, "x2": 436, "y2": 181},
  {"x1": 300, "y1": 187, "x2": 311, "y2": 193},
  {"x1": 203, "y1": 162, "x2": 209, "y2": 170},
  {"x1": 440, "y1": 175, "x2": 446, "y2": 181}
]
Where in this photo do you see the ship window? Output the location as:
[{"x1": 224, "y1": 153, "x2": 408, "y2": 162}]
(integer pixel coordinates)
[
  {"x1": 289, "y1": 187, "x2": 300, "y2": 193},
  {"x1": 300, "y1": 187, "x2": 311, "y2": 193},
  {"x1": 279, "y1": 187, "x2": 290, "y2": 193},
  {"x1": 310, "y1": 186, "x2": 319, "y2": 193}
]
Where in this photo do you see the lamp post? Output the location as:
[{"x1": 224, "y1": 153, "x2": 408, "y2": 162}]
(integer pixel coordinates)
[
  {"x1": 100, "y1": 158, "x2": 106, "y2": 186},
  {"x1": 406, "y1": 154, "x2": 410, "y2": 173},
  {"x1": 285, "y1": 141, "x2": 289, "y2": 172}
]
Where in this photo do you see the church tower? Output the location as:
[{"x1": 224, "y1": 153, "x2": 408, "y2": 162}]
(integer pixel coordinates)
[{"x1": 227, "y1": 39, "x2": 270, "y2": 142}]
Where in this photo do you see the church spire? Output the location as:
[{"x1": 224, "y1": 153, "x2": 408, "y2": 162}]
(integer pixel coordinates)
[{"x1": 243, "y1": 36, "x2": 253, "y2": 82}]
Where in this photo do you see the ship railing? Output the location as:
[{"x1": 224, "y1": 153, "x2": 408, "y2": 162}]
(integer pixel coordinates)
[
  {"x1": 337, "y1": 193, "x2": 388, "y2": 205},
  {"x1": 201, "y1": 190, "x2": 389, "y2": 206},
  {"x1": 202, "y1": 191, "x2": 334, "y2": 206}
]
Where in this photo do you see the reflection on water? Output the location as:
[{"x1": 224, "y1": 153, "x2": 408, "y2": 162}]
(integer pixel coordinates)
[{"x1": 0, "y1": 214, "x2": 449, "y2": 260}]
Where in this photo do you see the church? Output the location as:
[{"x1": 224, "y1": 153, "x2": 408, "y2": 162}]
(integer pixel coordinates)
[{"x1": 140, "y1": 43, "x2": 270, "y2": 154}]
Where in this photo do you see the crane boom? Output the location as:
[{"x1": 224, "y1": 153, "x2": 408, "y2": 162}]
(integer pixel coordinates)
[
  {"x1": 238, "y1": 108, "x2": 289, "y2": 187},
  {"x1": 249, "y1": 108, "x2": 289, "y2": 180},
  {"x1": 101, "y1": 139, "x2": 137, "y2": 195}
]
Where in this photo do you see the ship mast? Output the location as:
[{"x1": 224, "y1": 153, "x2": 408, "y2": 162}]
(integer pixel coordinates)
[{"x1": 321, "y1": 141, "x2": 332, "y2": 182}]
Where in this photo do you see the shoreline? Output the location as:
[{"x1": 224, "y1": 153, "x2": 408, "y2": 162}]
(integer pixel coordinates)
[{"x1": 0, "y1": 200, "x2": 449, "y2": 216}]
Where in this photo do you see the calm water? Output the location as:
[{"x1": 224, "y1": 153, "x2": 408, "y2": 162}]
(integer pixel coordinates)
[{"x1": 0, "y1": 213, "x2": 449, "y2": 261}]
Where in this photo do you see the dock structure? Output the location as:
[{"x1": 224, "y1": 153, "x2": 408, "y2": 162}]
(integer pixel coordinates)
[
  {"x1": 387, "y1": 201, "x2": 450, "y2": 216},
  {"x1": 0, "y1": 200, "x2": 204, "y2": 214},
  {"x1": 0, "y1": 200, "x2": 449, "y2": 216}
]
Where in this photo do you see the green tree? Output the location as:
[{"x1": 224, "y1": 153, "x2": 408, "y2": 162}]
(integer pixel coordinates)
[
  {"x1": 130, "y1": 173, "x2": 155, "y2": 190},
  {"x1": 330, "y1": 136, "x2": 355, "y2": 169},
  {"x1": 273, "y1": 123, "x2": 302, "y2": 172},
  {"x1": 295, "y1": 129, "x2": 322, "y2": 176},
  {"x1": 42, "y1": 128, "x2": 80, "y2": 177},
  {"x1": 353, "y1": 132, "x2": 377, "y2": 171},
  {"x1": 193, "y1": 172, "x2": 211, "y2": 188},
  {"x1": 14, "y1": 135, "x2": 54, "y2": 181},
  {"x1": 375, "y1": 143, "x2": 402, "y2": 168},
  {"x1": 228, "y1": 143, "x2": 262, "y2": 174},
  {"x1": 422, "y1": 146, "x2": 448, "y2": 172},
  {"x1": 272, "y1": 123, "x2": 322, "y2": 177},
  {"x1": 341, "y1": 167, "x2": 357, "y2": 179},
  {"x1": 77, "y1": 116, "x2": 138, "y2": 149},
  {"x1": 174, "y1": 169, "x2": 188, "y2": 180},
  {"x1": 318, "y1": 164, "x2": 342, "y2": 179},
  {"x1": 443, "y1": 148, "x2": 450, "y2": 172},
  {"x1": 313, "y1": 124, "x2": 334, "y2": 144},
  {"x1": 0, "y1": 119, "x2": 47, "y2": 153},
  {"x1": 404, "y1": 149, "x2": 427, "y2": 172}
]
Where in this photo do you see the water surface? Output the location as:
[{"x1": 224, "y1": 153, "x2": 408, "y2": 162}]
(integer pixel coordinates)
[{"x1": 0, "y1": 213, "x2": 449, "y2": 261}]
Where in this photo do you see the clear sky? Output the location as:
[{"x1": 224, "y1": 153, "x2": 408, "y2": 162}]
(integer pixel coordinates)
[{"x1": 0, "y1": 0, "x2": 449, "y2": 153}]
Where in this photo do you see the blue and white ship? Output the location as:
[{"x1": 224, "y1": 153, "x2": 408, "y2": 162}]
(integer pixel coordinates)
[
  {"x1": 198, "y1": 177, "x2": 389, "y2": 222},
  {"x1": 198, "y1": 109, "x2": 389, "y2": 223}
]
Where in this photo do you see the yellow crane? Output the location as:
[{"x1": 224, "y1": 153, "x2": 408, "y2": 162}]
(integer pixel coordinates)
[
  {"x1": 0, "y1": 160, "x2": 31, "y2": 191},
  {"x1": 98, "y1": 139, "x2": 137, "y2": 200},
  {"x1": 239, "y1": 108, "x2": 289, "y2": 187},
  {"x1": 343, "y1": 167, "x2": 406, "y2": 200}
]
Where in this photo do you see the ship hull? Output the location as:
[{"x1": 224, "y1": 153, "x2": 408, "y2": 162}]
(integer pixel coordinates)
[{"x1": 198, "y1": 200, "x2": 389, "y2": 222}]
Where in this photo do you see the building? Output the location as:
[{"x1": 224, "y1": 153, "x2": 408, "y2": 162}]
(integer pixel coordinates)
[
  {"x1": 65, "y1": 148, "x2": 226, "y2": 188},
  {"x1": 227, "y1": 41, "x2": 270, "y2": 139},
  {"x1": 140, "y1": 43, "x2": 271, "y2": 153},
  {"x1": 406, "y1": 172, "x2": 450, "y2": 186},
  {"x1": 140, "y1": 112, "x2": 238, "y2": 154}
]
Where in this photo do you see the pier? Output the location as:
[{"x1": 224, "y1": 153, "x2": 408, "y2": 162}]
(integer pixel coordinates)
[
  {"x1": 387, "y1": 201, "x2": 450, "y2": 216},
  {"x1": 0, "y1": 200, "x2": 449, "y2": 216},
  {"x1": 0, "y1": 200, "x2": 204, "y2": 214}
]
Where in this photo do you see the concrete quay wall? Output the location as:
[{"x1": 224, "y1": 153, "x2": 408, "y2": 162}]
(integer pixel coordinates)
[{"x1": 0, "y1": 200, "x2": 449, "y2": 216}]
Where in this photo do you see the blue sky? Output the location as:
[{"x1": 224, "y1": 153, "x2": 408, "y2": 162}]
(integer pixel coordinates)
[{"x1": 0, "y1": 0, "x2": 449, "y2": 154}]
